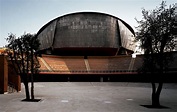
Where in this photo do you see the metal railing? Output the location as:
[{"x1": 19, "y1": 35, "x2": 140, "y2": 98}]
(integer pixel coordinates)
[{"x1": 39, "y1": 69, "x2": 138, "y2": 73}]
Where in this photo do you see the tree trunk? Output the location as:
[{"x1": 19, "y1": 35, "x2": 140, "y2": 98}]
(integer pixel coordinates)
[
  {"x1": 31, "y1": 49, "x2": 34, "y2": 100},
  {"x1": 31, "y1": 74, "x2": 34, "y2": 100},
  {"x1": 23, "y1": 81, "x2": 30, "y2": 100},
  {"x1": 151, "y1": 82, "x2": 163, "y2": 107},
  {"x1": 20, "y1": 73, "x2": 30, "y2": 100}
]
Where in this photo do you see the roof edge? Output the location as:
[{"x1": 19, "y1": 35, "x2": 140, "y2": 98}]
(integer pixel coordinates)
[{"x1": 36, "y1": 12, "x2": 135, "y2": 36}]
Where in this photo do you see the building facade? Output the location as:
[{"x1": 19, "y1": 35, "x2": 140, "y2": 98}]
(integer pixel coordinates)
[{"x1": 37, "y1": 12, "x2": 136, "y2": 56}]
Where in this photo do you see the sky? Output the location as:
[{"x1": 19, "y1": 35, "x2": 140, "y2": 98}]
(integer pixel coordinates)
[{"x1": 0, "y1": 0, "x2": 176, "y2": 47}]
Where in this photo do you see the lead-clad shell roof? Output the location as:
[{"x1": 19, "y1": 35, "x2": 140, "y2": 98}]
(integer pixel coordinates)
[{"x1": 37, "y1": 12, "x2": 136, "y2": 56}]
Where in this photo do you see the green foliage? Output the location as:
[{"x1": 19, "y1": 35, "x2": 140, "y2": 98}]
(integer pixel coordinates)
[
  {"x1": 6, "y1": 33, "x2": 40, "y2": 74},
  {"x1": 136, "y1": 1, "x2": 177, "y2": 106},
  {"x1": 135, "y1": 1, "x2": 176, "y2": 73},
  {"x1": 6, "y1": 33, "x2": 40, "y2": 100}
]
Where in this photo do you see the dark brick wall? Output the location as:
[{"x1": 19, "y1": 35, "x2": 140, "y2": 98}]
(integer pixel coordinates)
[
  {"x1": 8, "y1": 61, "x2": 21, "y2": 92},
  {"x1": 0, "y1": 55, "x2": 8, "y2": 94},
  {"x1": 0, "y1": 55, "x2": 21, "y2": 93}
]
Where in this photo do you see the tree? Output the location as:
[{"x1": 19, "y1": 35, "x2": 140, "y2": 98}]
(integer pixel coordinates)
[
  {"x1": 6, "y1": 33, "x2": 40, "y2": 101},
  {"x1": 135, "y1": 1, "x2": 176, "y2": 107}
]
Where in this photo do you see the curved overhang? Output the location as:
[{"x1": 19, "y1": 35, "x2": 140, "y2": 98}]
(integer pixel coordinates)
[{"x1": 36, "y1": 12, "x2": 136, "y2": 56}]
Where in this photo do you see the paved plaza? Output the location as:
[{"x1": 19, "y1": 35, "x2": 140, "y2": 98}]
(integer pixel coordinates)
[{"x1": 0, "y1": 82, "x2": 177, "y2": 112}]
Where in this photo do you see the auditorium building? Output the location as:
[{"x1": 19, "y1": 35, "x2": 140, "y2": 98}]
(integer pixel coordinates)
[
  {"x1": 34, "y1": 12, "x2": 177, "y2": 82},
  {"x1": 35, "y1": 12, "x2": 142, "y2": 81},
  {"x1": 1, "y1": 12, "x2": 176, "y2": 93}
]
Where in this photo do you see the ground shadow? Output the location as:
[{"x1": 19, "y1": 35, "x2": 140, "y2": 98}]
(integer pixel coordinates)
[
  {"x1": 141, "y1": 105, "x2": 170, "y2": 109},
  {"x1": 21, "y1": 99, "x2": 42, "y2": 102}
]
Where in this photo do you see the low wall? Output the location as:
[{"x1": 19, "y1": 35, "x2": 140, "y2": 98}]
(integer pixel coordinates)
[
  {"x1": 0, "y1": 55, "x2": 21, "y2": 94},
  {"x1": 8, "y1": 61, "x2": 21, "y2": 92},
  {"x1": 0, "y1": 55, "x2": 8, "y2": 94}
]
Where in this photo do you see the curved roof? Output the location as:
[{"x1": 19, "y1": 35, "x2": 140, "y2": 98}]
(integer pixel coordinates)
[
  {"x1": 36, "y1": 12, "x2": 136, "y2": 56},
  {"x1": 37, "y1": 12, "x2": 135, "y2": 36}
]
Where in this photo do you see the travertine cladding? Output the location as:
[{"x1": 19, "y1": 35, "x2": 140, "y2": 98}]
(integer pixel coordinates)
[
  {"x1": 39, "y1": 55, "x2": 144, "y2": 72},
  {"x1": 41, "y1": 56, "x2": 87, "y2": 71},
  {"x1": 39, "y1": 52, "x2": 177, "y2": 73}
]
